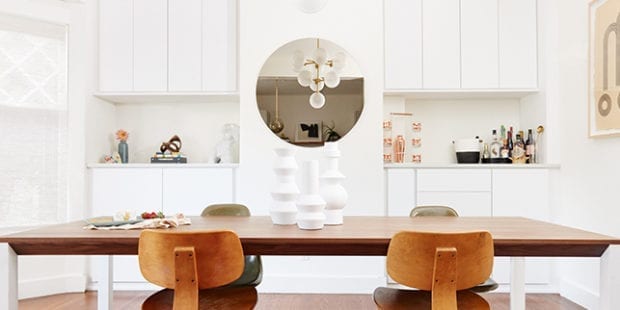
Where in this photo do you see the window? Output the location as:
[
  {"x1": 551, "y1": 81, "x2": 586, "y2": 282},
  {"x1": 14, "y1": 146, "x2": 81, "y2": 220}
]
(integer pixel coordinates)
[{"x1": 0, "y1": 14, "x2": 68, "y2": 227}]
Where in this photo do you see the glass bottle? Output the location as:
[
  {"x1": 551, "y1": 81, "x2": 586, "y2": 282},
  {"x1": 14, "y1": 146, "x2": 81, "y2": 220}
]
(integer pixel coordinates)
[
  {"x1": 482, "y1": 143, "x2": 490, "y2": 161},
  {"x1": 526, "y1": 129, "x2": 535, "y2": 164},
  {"x1": 489, "y1": 129, "x2": 501, "y2": 159},
  {"x1": 500, "y1": 139, "x2": 509, "y2": 159},
  {"x1": 507, "y1": 130, "x2": 514, "y2": 158},
  {"x1": 513, "y1": 133, "x2": 526, "y2": 163}
]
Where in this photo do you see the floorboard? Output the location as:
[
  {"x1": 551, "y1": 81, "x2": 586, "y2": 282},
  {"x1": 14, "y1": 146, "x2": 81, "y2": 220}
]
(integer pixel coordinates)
[{"x1": 18, "y1": 291, "x2": 586, "y2": 309}]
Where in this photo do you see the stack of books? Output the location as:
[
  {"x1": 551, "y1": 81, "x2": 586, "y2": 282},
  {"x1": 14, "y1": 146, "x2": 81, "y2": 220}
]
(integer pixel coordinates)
[{"x1": 150, "y1": 152, "x2": 187, "y2": 164}]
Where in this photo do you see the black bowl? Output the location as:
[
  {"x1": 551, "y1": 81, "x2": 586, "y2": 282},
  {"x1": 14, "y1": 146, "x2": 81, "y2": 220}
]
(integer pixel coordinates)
[{"x1": 456, "y1": 151, "x2": 480, "y2": 164}]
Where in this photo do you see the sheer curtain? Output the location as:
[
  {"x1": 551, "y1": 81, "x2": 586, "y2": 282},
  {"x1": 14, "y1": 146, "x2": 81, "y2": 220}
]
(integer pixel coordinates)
[{"x1": 0, "y1": 14, "x2": 68, "y2": 227}]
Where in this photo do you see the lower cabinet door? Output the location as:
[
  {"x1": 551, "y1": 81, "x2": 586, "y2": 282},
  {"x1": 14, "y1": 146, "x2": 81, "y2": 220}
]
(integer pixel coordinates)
[{"x1": 162, "y1": 168, "x2": 234, "y2": 216}]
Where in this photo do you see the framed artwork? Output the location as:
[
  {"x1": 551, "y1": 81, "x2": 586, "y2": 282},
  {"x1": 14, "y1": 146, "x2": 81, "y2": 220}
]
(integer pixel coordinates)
[
  {"x1": 589, "y1": 0, "x2": 620, "y2": 137},
  {"x1": 295, "y1": 121, "x2": 323, "y2": 142}
]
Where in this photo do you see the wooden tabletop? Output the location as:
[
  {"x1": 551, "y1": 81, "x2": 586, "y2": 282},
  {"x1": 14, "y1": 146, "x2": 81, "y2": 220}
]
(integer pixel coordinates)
[{"x1": 1, "y1": 216, "x2": 618, "y2": 257}]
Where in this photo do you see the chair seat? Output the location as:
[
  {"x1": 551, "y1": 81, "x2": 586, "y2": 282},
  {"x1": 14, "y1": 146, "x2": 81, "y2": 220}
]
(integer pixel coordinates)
[
  {"x1": 373, "y1": 287, "x2": 490, "y2": 310},
  {"x1": 469, "y1": 278, "x2": 499, "y2": 293},
  {"x1": 142, "y1": 286, "x2": 258, "y2": 310}
]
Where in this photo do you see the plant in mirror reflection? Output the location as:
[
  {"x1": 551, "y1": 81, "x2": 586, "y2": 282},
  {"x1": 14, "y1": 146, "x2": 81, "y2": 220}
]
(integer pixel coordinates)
[{"x1": 323, "y1": 121, "x2": 341, "y2": 142}]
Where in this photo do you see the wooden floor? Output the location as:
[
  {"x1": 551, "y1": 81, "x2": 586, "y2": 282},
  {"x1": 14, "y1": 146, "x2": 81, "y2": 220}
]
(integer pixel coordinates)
[{"x1": 18, "y1": 291, "x2": 586, "y2": 309}]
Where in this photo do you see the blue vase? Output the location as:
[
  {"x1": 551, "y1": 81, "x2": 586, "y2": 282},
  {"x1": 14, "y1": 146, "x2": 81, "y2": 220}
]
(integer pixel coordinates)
[{"x1": 118, "y1": 141, "x2": 128, "y2": 163}]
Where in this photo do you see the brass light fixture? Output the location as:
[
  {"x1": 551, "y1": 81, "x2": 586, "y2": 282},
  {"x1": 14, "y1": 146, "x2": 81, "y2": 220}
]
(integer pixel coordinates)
[
  {"x1": 269, "y1": 79, "x2": 284, "y2": 134},
  {"x1": 292, "y1": 39, "x2": 346, "y2": 109}
]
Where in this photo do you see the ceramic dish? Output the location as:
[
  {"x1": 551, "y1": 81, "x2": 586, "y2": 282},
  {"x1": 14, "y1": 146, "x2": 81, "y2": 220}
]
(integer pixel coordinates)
[{"x1": 85, "y1": 216, "x2": 143, "y2": 227}]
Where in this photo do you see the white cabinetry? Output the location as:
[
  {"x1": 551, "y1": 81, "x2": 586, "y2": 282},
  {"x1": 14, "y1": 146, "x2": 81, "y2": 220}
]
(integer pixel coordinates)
[
  {"x1": 98, "y1": 0, "x2": 237, "y2": 94},
  {"x1": 385, "y1": 166, "x2": 555, "y2": 288},
  {"x1": 499, "y1": 0, "x2": 538, "y2": 88},
  {"x1": 417, "y1": 169, "x2": 492, "y2": 216},
  {"x1": 384, "y1": 0, "x2": 537, "y2": 91},
  {"x1": 492, "y1": 169, "x2": 551, "y2": 285},
  {"x1": 460, "y1": 0, "x2": 498, "y2": 89},
  {"x1": 89, "y1": 165, "x2": 236, "y2": 287}
]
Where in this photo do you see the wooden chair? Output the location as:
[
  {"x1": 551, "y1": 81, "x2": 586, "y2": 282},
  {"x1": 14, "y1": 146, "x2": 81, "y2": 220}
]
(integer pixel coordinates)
[
  {"x1": 373, "y1": 231, "x2": 494, "y2": 310},
  {"x1": 409, "y1": 205, "x2": 499, "y2": 293},
  {"x1": 201, "y1": 203, "x2": 263, "y2": 287},
  {"x1": 138, "y1": 230, "x2": 257, "y2": 310}
]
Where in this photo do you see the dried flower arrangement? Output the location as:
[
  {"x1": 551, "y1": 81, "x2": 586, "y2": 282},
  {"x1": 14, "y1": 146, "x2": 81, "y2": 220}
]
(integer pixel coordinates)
[{"x1": 115, "y1": 129, "x2": 129, "y2": 142}]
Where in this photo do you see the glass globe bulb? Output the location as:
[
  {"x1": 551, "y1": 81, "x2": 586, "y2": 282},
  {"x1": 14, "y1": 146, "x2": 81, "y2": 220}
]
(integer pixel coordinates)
[
  {"x1": 313, "y1": 47, "x2": 327, "y2": 65},
  {"x1": 309, "y1": 92, "x2": 325, "y2": 109},
  {"x1": 297, "y1": 70, "x2": 313, "y2": 87},
  {"x1": 324, "y1": 70, "x2": 340, "y2": 88},
  {"x1": 310, "y1": 80, "x2": 324, "y2": 92},
  {"x1": 332, "y1": 51, "x2": 347, "y2": 73},
  {"x1": 292, "y1": 50, "x2": 305, "y2": 72}
]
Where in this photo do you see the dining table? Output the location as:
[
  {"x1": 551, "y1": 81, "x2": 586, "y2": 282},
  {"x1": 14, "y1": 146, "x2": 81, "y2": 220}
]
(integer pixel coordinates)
[{"x1": 1, "y1": 216, "x2": 619, "y2": 310}]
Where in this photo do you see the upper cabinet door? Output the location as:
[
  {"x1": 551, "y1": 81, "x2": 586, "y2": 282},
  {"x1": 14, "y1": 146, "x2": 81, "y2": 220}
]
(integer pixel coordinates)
[
  {"x1": 168, "y1": 0, "x2": 203, "y2": 92},
  {"x1": 498, "y1": 0, "x2": 538, "y2": 88},
  {"x1": 384, "y1": 0, "x2": 422, "y2": 90},
  {"x1": 203, "y1": 0, "x2": 237, "y2": 92},
  {"x1": 133, "y1": 0, "x2": 167, "y2": 92},
  {"x1": 460, "y1": 0, "x2": 499, "y2": 89},
  {"x1": 422, "y1": 0, "x2": 461, "y2": 89},
  {"x1": 99, "y1": 0, "x2": 132, "y2": 92}
]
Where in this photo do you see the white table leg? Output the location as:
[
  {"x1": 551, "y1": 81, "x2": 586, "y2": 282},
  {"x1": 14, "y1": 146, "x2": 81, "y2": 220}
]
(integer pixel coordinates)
[
  {"x1": 510, "y1": 257, "x2": 526, "y2": 310},
  {"x1": 0, "y1": 243, "x2": 17, "y2": 310},
  {"x1": 97, "y1": 255, "x2": 113, "y2": 310},
  {"x1": 600, "y1": 245, "x2": 620, "y2": 310}
]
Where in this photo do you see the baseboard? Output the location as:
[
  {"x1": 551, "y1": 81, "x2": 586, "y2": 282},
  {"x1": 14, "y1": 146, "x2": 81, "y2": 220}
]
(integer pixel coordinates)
[
  {"x1": 86, "y1": 281, "x2": 161, "y2": 291},
  {"x1": 560, "y1": 278, "x2": 598, "y2": 309},
  {"x1": 493, "y1": 283, "x2": 558, "y2": 294},
  {"x1": 257, "y1": 275, "x2": 387, "y2": 294},
  {"x1": 19, "y1": 274, "x2": 86, "y2": 299}
]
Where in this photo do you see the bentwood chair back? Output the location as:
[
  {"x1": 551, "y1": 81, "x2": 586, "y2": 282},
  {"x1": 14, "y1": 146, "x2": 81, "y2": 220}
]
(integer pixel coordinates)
[
  {"x1": 409, "y1": 205, "x2": 499, "y2": 293},
  {"x1": 138, "y1": 230, "x2": 257, "y2": 310},
  {"x1": 374, "y1": 231, "x2": 493, "y2": 310},
  {"x1": 201, "y1": 203, "x2": 263, "y2": 287}
]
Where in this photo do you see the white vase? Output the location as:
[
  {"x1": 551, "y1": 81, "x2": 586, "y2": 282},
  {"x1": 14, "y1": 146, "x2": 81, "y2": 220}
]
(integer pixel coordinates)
[
  {"x1": 296, "y1": 160, "x2": 326, "y2": 230},
  {"x1": 320, "y1": 141, "x2": 348, "y2": 225},
  {"x1": 270, "y1": 148, "x2": 299, "y2": 225}
]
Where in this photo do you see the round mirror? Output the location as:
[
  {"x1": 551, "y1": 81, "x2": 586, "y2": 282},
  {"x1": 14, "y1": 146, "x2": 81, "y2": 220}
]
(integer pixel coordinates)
[{"x1": 256, "y1": 38, "x2": 364, "y2": 147}]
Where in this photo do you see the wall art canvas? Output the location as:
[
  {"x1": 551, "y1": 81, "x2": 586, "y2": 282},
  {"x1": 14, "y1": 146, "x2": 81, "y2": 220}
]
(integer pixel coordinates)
[
  {"x1": 295, "y1": 121, "x2": 323, "y2": 143},
  {"x1": 590, "y1": 0, "x2": 620, "y2": 137}
]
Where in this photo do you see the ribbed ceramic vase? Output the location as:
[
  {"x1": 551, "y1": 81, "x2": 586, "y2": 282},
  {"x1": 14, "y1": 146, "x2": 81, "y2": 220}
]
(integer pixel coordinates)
[
  {"x1": 296, "y1": 160, "x2": 326, "y2": 230},
  {"x1": 320, "y1": 141, "x2": 347, "y2": 225},
  {"x1": 270, "y1": 148, "x2": 299, "y2": 225}
]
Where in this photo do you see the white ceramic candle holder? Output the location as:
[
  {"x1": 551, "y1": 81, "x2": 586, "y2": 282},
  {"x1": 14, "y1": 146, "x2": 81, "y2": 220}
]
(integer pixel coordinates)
[
  {"x1": 270, "y1": 148, "x2": 299, "y2": 225},
  {"x1": 320, "y1": 141, "x2": 348, "y2": 225},
  {"x1": 296, "y1": 160, "x2": 326, "y2": 230}
]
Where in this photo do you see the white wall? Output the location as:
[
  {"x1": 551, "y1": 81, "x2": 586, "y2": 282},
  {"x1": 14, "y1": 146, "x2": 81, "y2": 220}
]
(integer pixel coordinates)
[
  {"x1": 547, "y1": 0, "x2": 620, "y2": 308},
  {"x1": 238, "y1": 0, "x2": 386, "y2": 293}
]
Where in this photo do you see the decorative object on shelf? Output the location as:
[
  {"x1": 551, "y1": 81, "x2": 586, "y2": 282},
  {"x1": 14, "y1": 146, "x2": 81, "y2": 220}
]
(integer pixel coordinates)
[
  {"x1": 270, "y1": 148, "x2": 299, "y2": 225},
  {"x1": 453, "y1": 137, "x2": 482, "y2": 164},
  {"x1": 295, "y1": 120, "x2": 323, "y2": 143},
  {"x1": 268, "y1": 79, "x2": 284, "y2": 134},
  {"x1": 215, "y1": 123, "x2": 240, "y2": 164},
  {"x1": 535, "y1": 125, "x2": 545, "y2": 164},
  {"x1": 151, "y1": 135, "x2": 187, "y2": 163},
  {"x1": 589, "y1": 0, "x2": 620, "y2": 137},
  {"x1": 320, "y1": 142, "x2": 347, "y2": 225},
  {"x1": 322, "y1": 121, "x2": 341, "y2": 142},
  {"x1": 296, "y1": 0, "x2": 328, "y2": 13},
  {"x1": 389, "y1": 113, "x2": 415, "y2": 164},
  {"x1": 383, "y1": 120, "x2": 392, "y2": 163},
  {"x1": 296, "y1": 160, "x2": 326, "y2": 230},
  {"x1": 102, "y1": 152, "x2": 121, "y2": 164},
  {"x1": 292, "y1": 38, "x2": 346, "y2": 109},
  {"x1": 115, "y1": 129, "x2": 129, "y2": 164}
]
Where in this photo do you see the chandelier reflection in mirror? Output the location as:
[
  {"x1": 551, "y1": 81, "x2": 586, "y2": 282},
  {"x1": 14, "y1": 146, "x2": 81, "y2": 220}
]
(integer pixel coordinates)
[{"x1": 292, "y1": 38, "x2": 346, "y2": 109}]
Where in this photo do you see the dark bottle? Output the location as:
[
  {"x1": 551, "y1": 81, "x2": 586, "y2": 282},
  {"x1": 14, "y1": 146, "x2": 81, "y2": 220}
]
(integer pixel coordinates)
[
  {"x1": 507, "y1": 130, "x2": 514, "y2": 158},
  {"x1": 525, "y1": 129, "x2": 535, "y2": 163}
]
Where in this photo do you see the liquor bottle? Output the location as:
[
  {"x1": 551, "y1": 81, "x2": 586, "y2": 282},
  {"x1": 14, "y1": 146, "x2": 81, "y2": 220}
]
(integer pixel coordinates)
[
  {"x1": 513, "y1": 133, "x2": 526, "y2": 163},
  {"x1": 507, "y1": 130, "x2": 514, "y2": 158},
  {"x1": 489, "y1": 129, "x2": 501, "y2": 159},
  {"x1": 482, "y1": 143, "x2": 490, "y2": 161},
  {"x1": 500, "y1": 139, "x2": 510, "y2": 159},
  {"x1": 526, "y1": 129, "x2": 535, "y2": 163}
]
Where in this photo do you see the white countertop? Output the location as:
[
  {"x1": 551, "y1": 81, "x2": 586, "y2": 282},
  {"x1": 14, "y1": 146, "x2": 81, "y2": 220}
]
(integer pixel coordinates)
[
  {"x1": 87, "y1": 163, "x2": 239, "y2": 168},
  {"x1": 384, "y1": 163, "x2": 560, "y2": 169}
]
